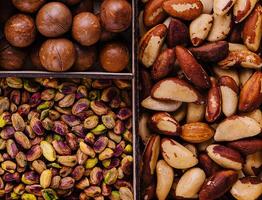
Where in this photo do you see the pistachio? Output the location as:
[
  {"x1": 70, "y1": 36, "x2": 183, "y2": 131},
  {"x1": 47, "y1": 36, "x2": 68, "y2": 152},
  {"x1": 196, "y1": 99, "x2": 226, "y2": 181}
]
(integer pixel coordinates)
[
  {"x1": 52, "y1": 121, "x2": 68, "y2": 135},
  {"x1": 85, "y1": 158, "x2": 99, "y2": 169},
  {"x1": 6, "y1": 139, "x2": 18, "y2": 158},
  {"x1": 0, "y1": 97, "x2": 10, "y2": 113},
  {"x1": 80, "y1": 141, "x2": 96, "y2": 158},
  {"x1": 57, "y1": 155, "x2": 77, "y2": 167},
  {"x1": 14, "y1": 131, "x2": 31, "y2": 149},
  {"x1": 119, "y1": 187, "x2": 133, "y2": 200},
  {"x1": 22, "y1": 171, "x2": 40, "y2": 185},
  {"x1": 30, "y1": 117, "x2": 44, "y2": 136},
  {"x1": 50, "y1": 176, "x2": 61, "y2": 189},
  {"x1": 59, "y1": 177, "x2": 75, "y2": 190},
  {"x1": 1, "y1": 160, "x2": 16, "y2": 173},
  {"x1": 99, "y1": 148, "x2": 114, "y2": 161},
  {"x1": 90, "y1": 101, "x2": 109, "y2": 116},
  {"x1": 32, "y1": 160, "x2": 46, "y2": 174},
  {"x1": 37, "y1": 101, "x2": 54, "y2": 111},
  {"x1": 26, "y1": 145, "x2": 42, "y2": 162},
  {"x1": 41, "y1": 89, "x2": 56, "y2": 101},
  {"x1": 15, "y1": 151, "x2": 27, "y2": 168},
  {"x1": 84, "y1": 186, "x2": 101, "y2": 197},
  {"x1": 92, "y1": 124, "x2": 107, "y2": 135},
  {"x1": 58, "y1": 94, "x2": 76, "y2": 108},
  {"x1": 10, "y1": 90, "x2": 21, "y2": 105},
  {"x1": 0, "y1": 126, "x2": 15, "y2": 139},
  {"x1": 42, "y1": 188, "x2": 58, "y2": 200},
  {"x1": 76, "y1": 177, "x2": 90, "y2": 190},
  {"x1": 94, "y1": 136, "x2": 109, "y2": 153},
  {"x1": 61, "y1": 115, "x2": 81, "y2": 127},
  {"x1": 21, "y1": 193, "x2": 37, "y2": 200},
  {"x1": 11, "y1": 113, "x2": 25, "y2": 131},
  {"x1": 25, "y1": 185, "x2": 42, "y2": 196},
  {"x1": 102, "y1": 115, "x2": 116, "y2": 129},
  {"x1": 117, "y1": 108, "x2": 132, "y2": 120},
  {"x1": 40, "y1": 141, "x2": 56, "y2": 162},
  {"x1": 23, "y1": 80, "x2": 40, "y2": 93},
  {"x1": 104, "y1": 167, "x2": 118, "y2": 185},
  {"x1": 101, "y1": 87, "x2": 120, "y2": 102},
  {"x1": 90, "y1": 167, "x2": 103, "y2": 185},
  {"x1": 40, "y1": 169, "x2": 52, "y2": 189},
  {"x1": 71, "y1": 165, "x2": 85, "y2": 181},
  {"x1": 72, "y1": 98, "x2": 90, "y2": 115},
  {"x1": 48, "y1": 110, "x2": 60, "y2": 121},
  {"x1": 6, "y1": 77, "x2": 23, "y2": 89}
]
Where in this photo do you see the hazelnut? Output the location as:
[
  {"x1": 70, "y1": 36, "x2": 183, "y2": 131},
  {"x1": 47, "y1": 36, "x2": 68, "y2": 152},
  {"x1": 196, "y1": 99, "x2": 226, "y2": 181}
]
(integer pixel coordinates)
[
  {"x1": 99, "y1": 42, "x2": 129, "y2": 72},
  {"x1": 11, "y1": 0, "x2": 45, "y2": 13},
  {"x1": 72, "y1": 43, "x2": 97, "y2": 71},
  {"x1": 0, "y1": 39, "x2": 27, "y2": 70},
  {"x1": 39, "y1": 38, "x2": 76, "y2": 72},
  {"x1": 100, "y1": 0, "x2": 132, "y2": 32},
  {"x1": 4, "y1": 14, "x2": 36, "y2": 48},
  {"x1": 72, "y1": 0, "x2": 94, "y2": 16},
  {"x1": 36, "y1": 2, "x2": 72, "y2": 37},
  {"x1": 72, "y1": 12, "x2": 101, "y2": 46}
]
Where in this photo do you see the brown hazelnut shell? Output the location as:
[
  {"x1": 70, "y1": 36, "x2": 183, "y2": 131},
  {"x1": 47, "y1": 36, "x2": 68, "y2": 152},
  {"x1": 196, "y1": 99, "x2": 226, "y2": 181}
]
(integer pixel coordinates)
[
  {"x1": 4, "y1": 14, "x2": 36, "y2": 48},
  {"x1": 72, "y1": 12, "x2": 101, "y2": 46},
  {"x1": 99, "y1": 42, "x2": 129, "y2": 72},
  {"x1": 100, "y1": 0, "x2": 132, "y2": 32},
  {"x1": 39, "y1": 38, "x2": 76, "y2": 72},
  {"x1": 30, "y1": 43, "x2": 44, "y2": 70},
  {"x1": 0, "y1": 39, "x2": 27, "y2": 70},
  {"x1": 72, "y1": 43, "x2": 97, "y2": 71},
  {"x1": 36, "y1": 2, "x2": 72, "y2": 37},
  {"x1": 12, "y1": 0, "x2": 46, "y2": 13}
]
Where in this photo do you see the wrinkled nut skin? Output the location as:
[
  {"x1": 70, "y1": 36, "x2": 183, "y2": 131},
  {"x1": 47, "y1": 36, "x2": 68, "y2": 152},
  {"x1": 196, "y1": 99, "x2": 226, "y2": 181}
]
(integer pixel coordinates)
[
  {"x1": 39, "y1": 38, "x2": 76, "y2": 72},
  {"x1": 72, "y1": 12, "x2": 101, "y2": 46},
  {"x1": 142, "y1": 135, "x2": 160, "y2": 186},
  {"x1": 100, "y1": 0, "x2": 132, "y2": 32},
  {"x1": 150, "y1": 112, "x2": 181, "y2": 136},
  {"x1": 36, "y1": 2, "x2": 72, "y2": 37},
  {"x1": 99, "y1": 42, "x2": 129, "y2": 72},
  {"x1": 176, "y1": 45, "x2": 211, "y2": 89},
  {"x1": 151, "y1": 48, "x2": 175, "y2": 80},
  {"x1": 181, "y1": 122, "x2": 214, "y2": 143},
  {"x1": 12, "y1": 0, "x2": 45, "y2": 13},
  {"x1": 167, "y1": 18, "x2": 189, "y2": 47},
  {"x1": 199, "y1": 170, "x2": 238, "y2": 200},
  {"x1": 143, "y1": 0, "x2": 167, "y2": 27},
  {"x1": 189, "y1": 41, "x2": 229, "y2": 62},
  {"x1": 163, "y1": 0, "x2": 203, "y2": 20},
  {"x1": 4, "y1": 14, "x2": 36, "y2": 48},
  {"x1": 239, "y1": 71, "x2": 262, "y2": 112},
  {"x1": 139, "y1": 24, "x2": 167, "y2": 68},
  {"x1": 242, "y1": 4, "x2": 262, "y2": 52}
]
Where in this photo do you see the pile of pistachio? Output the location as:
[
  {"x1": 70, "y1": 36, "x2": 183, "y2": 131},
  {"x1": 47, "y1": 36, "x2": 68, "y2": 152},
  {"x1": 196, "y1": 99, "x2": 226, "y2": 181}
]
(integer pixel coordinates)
[{"x1": 0, "y1": 77, "x2": 133, "y2": 200}]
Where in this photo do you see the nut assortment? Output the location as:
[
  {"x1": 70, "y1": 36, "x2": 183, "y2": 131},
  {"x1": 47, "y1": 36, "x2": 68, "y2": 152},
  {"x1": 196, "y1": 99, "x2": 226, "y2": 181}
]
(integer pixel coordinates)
[
  {"x1": 0, "y1": 77, "x2": 133, "y2": 199},
  {"x1": 139, "y1": 0, "x2": 262, "y2": 200},
  {"x1": 0, "y1": 0, "x2": 132, "y2": 72}
]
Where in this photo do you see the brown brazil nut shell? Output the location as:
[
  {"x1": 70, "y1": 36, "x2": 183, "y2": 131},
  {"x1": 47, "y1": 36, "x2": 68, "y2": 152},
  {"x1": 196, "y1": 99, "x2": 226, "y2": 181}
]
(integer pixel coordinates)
[
  {"x1": 239, "y1": 71, "x2": 262, "y2": 112},
  {"x1": 12, "y1": 0, "x2": 45, "y2": 13},
  {"x1": 36, "y1": 2, "x2": 72, "y2": 37},
  {"x1": 0, "y1": 39, "x2": 27, "y2": 70},
  {"x1": 227, "y1": 138, "x2": 262, "y2": 155},
  {"x1": 139, "y1": 24, "x2": 167, "y2": 68},
  {"x1": 163, "y1": 0, "x2": 203, "y2": 21},
  {"x1": 167, "y1": 18, "x2": 189, "y2": 47},
  {"x1": 199, "y1": 170, "x2": 238, "y2": 200},
  {"x1": 143, "y1": 0, "x2": 167, "y2": 27},
  {"x1": 151, "y1": 77, "x2": 203, "y2": 103},
  {"x1": 150, "y1": 112, "x2": 181, "y2": 136},
  {"x1": 99, "y1": 42, "x2": 129, "y2": 72},
  {"x1": 100, "y1": 0, "x2": 132, "y2": 32},
  {"x1": 214, "y1": 115, "x2": 261, "y2": 141},
  {"x1": 242, "y1": 4, "x2": 262, "y2": 52},
  {"x1": 142, "y1": 135, "x2": 160, "y2": 186},
  {"x1": 230, "y1": 177, "x2": 262, "y2": 200},
  {"x1": 151, "y1": 48, "x2": 175, "y2": 80},
  {"x1": 72, "y1": 43, "x2": 97, "y2": 71},
  {"x1": 72, "y1": 12, "x2": 101, "y2": 46},
  {"x1": 176, "y1": 45, "x2": 211, "y2": 89},
  {"x1": 39, "y1": 38, "x2": 76, "y2": 72},
  {"x1": 189, "y1": 41, "x2": 229, "y2": 63},
  {"x1": 206, "y1": 144, "x2": 244, "y2": 170},
  {"x1": 161, "y1": 138, "x2": 198, "y2": 169},
  {"x1": 4, "y1": 14, "x2": 36, "y2": 48},
  {"x1": 199, "y1": 153, "x2": 220, "y2": 177},
  {"x1": 181, "y1": 122, "x2": 214, "y2": 143}
]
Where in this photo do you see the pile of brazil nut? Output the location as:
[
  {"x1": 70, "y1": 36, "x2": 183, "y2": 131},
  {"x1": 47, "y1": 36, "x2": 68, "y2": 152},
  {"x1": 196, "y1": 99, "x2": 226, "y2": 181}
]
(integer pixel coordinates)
[
  {"x1": 138, "y1": 0, "x2": 262, "y2": 199},
  {"x1": 0, "y1": 77, "x2": 133, "y2": 200},
  {"x1": 0, "y1": 0, "x2": 132, "y2": 72}
]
